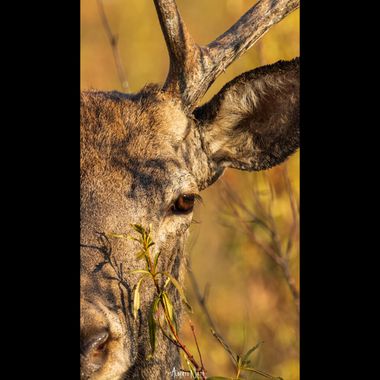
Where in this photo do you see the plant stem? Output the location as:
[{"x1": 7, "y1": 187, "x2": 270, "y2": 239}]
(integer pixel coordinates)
[
  {"x1": 161, "y1": 300, "x2": 205, "y2": 379},
  {"x1": 189, "y1": 320, "x2": 205, "y2": 371}
]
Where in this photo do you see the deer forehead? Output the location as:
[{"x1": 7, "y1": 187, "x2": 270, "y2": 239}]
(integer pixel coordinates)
[
  {"x1": 158, "y1": 99, "x2": 189, "y2": 141},
  {"x1": 81, "y1": 93, "x2": 201, "y2": 214},
  {"x1": 122, "y1": 97, "x2": 198, "y2": 178}
]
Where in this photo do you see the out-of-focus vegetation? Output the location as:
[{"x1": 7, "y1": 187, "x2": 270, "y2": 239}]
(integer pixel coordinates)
[{"x1": 81, "y1": 0, "x2": 299, "y2": 378}]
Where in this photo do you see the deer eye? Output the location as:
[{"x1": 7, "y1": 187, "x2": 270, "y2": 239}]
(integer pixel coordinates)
[{"x1": 172, "y1": 194, "x2": 196, "y2": 214}]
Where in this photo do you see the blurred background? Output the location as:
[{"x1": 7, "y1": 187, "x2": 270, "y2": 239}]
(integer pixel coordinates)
[{"x1": 81, "y1": 0, "x2": 299, "y2": 378}]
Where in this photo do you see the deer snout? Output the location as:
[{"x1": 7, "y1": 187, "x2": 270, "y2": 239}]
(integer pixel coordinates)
[
  {"x1": 81, "y1": 330, "x2": 110, "y2": 380},
  {"x1": 81, "y1": 329, "x2": 110, "y2": 378},
  {"x1": 80, "y1": 298, "x2": 131, "y2": 380}
]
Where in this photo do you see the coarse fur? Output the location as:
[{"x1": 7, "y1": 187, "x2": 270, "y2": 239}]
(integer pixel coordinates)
[{"x1": 80, "y1": 1, "x2": 299, "y2": 379}]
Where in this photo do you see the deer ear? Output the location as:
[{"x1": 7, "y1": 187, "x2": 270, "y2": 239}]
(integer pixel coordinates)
[{"x1": 194, "y1": 58, "x2": 299, "y2": 182}]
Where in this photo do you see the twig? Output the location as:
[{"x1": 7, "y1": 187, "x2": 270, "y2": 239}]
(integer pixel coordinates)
[
  {"x1": 157, "y1": 316, "x2": 181, "y2": 347},
  {"x1": 161, "y1": 306, "x2": 206, "y2": 379},
  {"x1": 189, "y1": 320, "x2": 205, "y2": 372},
  {"x1": 97, "y1": 0, "x2": 128, "y2": 90},
  {"x1": 188, "y1": 265, "x2": 237, "y2": 368},
  {"x1": 101, "y1": 226, "x2": 207, "y2": 379},
  {"x1": 220, "y1": 171, "x2": 300, "y2": 314},
  {"x1": 283, "y1": 164, "x2": 299, "y2": 261},
  {"x1": 210, "y1": 328, "x2": 237, "y2": 367},
  {"x1": 188, "y1": 267, "x2": 218, "y2": 334},
  {"x1": 281, "y1": 261, "x2": 299, "y2": 313}
]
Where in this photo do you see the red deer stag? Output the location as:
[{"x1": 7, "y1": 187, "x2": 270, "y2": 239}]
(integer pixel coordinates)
[{"x1": 80, "y1": 0, "x2": 300, "y2": 379}]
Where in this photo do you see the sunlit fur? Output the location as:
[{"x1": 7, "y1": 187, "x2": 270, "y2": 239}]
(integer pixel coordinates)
[{"x1": 80, "y1": 59, "x2": 299, "y2": 379}]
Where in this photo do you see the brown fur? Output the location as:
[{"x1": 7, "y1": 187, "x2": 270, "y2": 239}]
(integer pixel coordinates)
[
  {"x1": 80, "y1": 57, "x2": 299, "y2": 379},
  {"x1": 81, "y1": 1, "x2": 299, "y2": 378}
]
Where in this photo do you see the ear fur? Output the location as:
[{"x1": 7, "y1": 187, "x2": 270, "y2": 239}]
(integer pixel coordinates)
[{"x1": 194, "y1": 58, "x2": 299, "y2": 176}]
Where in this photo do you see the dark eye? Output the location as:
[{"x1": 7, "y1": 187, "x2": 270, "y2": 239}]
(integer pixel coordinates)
[{"x1": 172, "y1": 194, "x2": 196, "y2": 214}]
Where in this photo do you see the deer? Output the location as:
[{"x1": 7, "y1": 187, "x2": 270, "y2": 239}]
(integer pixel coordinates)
[{"x1": 80, "y1": 0, "x2": 300, "y2": 379}]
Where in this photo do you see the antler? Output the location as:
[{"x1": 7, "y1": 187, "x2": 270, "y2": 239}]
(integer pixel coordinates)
[{"x1": 153, "y1": 0, "x2": 299, "y2": 112}]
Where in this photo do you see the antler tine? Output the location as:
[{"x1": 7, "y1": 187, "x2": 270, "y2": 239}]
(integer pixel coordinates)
[
  {"x1": 154, "y1": 0, "x2": 300, "y2": 112},
  {"x1": 206, "y1": 0, "x2": 300, "y2": 89},
  {"x1": 153, "y1": 0, "x2": 195, "y2": 70},
  {"x1": 153, "y1": 0, "x2": 203, "y2": 107}
]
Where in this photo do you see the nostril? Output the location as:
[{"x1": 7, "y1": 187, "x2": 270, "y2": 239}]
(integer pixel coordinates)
[
  {"x1": 81, "y1": 330, "x2": 109, "y2": 375},
  {"x1": 82, "y1": 330, "x2": 109, "y2": 354}
]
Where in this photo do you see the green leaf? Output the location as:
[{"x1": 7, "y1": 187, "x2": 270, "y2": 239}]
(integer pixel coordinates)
[
  {"x1": 242, "y1": 341, "x2": 264, "y2": 365},
  {"x1": 237, "y1": 354, "x2": 242, "y2": 367},
  {"x1": 152, "y1": 296, "x2": 160, "y2": 313},
  {"x1": 147, "y1": 240, "x2": 155, "y2": 248},
  {"x1": 162, "y1": 291, "x2": 175, "y2": 326},
  {"x1": 183, "y1": 354, "x2": 198, "y2": 379},
  {"x1": 130, "y1": 269, "x2": 151, "y2": 276},
  {"x1": 164, "y1": 272, "x2": 193, "y2": 312},
  {"x1": 188, "y1": 364, "x2": 197, "y2": 379},
  {"x1": 153, "y1": 251, "x2": 161, "y2": 270},
  {"x1": 133, "y1": 276, "x2": 146, "y2": 320},
  {"x1": 147, "y1": 313, "x2": 156, "y2": 354},
  {"x1": 148, "y1": 297, "x2": 160, "y2": 355},
  {"x1": 129, "y1": 236, "x2": 141, "y2": 243},
  {"x1": 131, "y1": 224, "x2": 145, "y2": 235},
  {"x1": 242, "y1": 367, "x2": 283, "y2": 379},
  {"x1": 136, "y1": 250, "x2": 146, "y2": 260},
  {"x1": 106, "y1": 232, "x2": 129, "y2": 239},
  {"x1": 163, "y1": 276, "x2": 170, "y2": 289}
]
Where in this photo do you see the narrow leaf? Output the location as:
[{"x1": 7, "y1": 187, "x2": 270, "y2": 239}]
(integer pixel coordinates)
[
  {"x1": 106, "y1": 232, "x2": 129, "y2": 239},
  {"x1": 133, "y1": 276, "x2": 145, "y2": 320},
  {"x1": 136, "y1": 250, "x2": 146, "y2": 260},
  {"x1": 148, "y1": 312, "x2": 156, "y2": 354},
  {"x1": 183, "y1": 353, "x2": 198, "y2": 379},
  {"x1": 237, "y1": 354, "x2": 241, "y2": 367},
  {"x1": 162, "y1": 291, "x2": 175, "y2": 326},
  {"x1": 242, "y1": 341, "x2": 264, "y2": 365},
  {"x1": 130, "y1": 269, "x2": 151, "y2": 276},
  {"x1": 153, "y1": 251, "x2": 161, "y2": 270},
  {"x1": 163, "y1": 276, "x2": 170, "y2": 289},
  {"x1": 148, "y1": 297, "x2": 160, "y2": 354},
  {"x1": 129, "y1": 236, "x2": 141, "y2": 243},
  {"x1": 164, "y1": 272, "x2": 193, "y2": 312},
  {"x1": 131, "y1": 224, "x2": 145, "y2": 234},
  {"x1": 243, "y1": 367, "x2": 283, "y2": 380}
]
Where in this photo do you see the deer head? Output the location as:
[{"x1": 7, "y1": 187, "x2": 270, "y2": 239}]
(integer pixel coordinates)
[{"x1": 80, "y1": 0, "x2": 300, "y2": 379}]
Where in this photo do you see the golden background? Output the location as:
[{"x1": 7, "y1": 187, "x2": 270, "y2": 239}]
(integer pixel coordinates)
[{"x1": 81, "y1": 0, "x2": 299, "y2": 378}]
